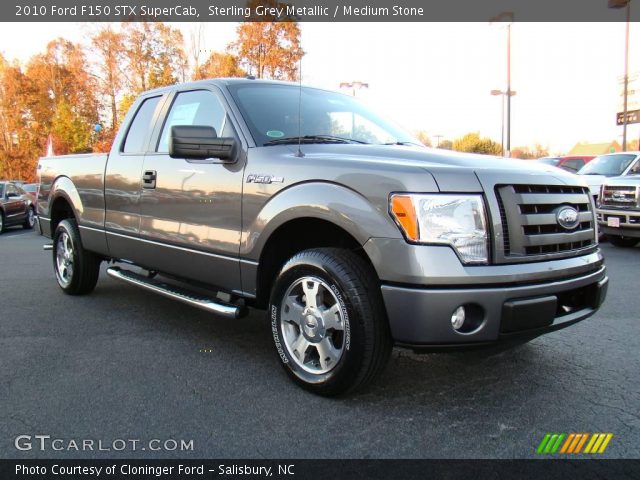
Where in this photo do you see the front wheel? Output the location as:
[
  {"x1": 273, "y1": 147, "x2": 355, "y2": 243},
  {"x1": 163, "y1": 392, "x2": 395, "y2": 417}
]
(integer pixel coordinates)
[
  {"x1": 607, "y1": 235, "x2": 639, "y2": 248},
  {"x1": 269, "y1": 248, "x2": 391, "y2": 396},
  {"x1": 53, "y1": 219, "x2": 101, "y2": 295}
]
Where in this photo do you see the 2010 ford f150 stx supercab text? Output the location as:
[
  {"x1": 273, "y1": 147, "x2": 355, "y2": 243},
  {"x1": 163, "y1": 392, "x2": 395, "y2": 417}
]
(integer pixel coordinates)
[{"x1": 37, "y1": 79, "x2": 608, "y2": 395}]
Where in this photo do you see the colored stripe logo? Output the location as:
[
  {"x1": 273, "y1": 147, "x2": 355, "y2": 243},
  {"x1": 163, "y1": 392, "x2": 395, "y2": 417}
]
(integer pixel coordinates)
[{"x1": 537, "y1": 433, "x2": 613, "y2": 454}]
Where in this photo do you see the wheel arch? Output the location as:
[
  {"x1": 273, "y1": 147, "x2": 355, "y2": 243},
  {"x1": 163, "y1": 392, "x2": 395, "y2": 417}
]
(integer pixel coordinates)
[
  {"x1": 252, "y1": 216, "x2": 378, "y2": 308},
  {"x1": 48, "y1": 176, "x2": 82, "y2": 233}
]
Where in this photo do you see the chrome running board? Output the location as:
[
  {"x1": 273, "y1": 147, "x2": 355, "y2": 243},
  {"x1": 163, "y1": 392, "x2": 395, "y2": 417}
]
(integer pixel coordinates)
[{"x1": 106, "y1": 266, "x2": 246, "y2": 319}]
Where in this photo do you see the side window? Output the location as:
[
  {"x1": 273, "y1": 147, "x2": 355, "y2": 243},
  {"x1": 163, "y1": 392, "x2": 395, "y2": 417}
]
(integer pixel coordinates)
[
  {"x1": 563, "y1": 159, "x2": 583, "y2": 171},
  {"x1": 157, "y1": 90, "x2": 227, "y2": 153},
  {"x1": 6, "y1": 184, "x2": 17, "y2": 196},
  {"x1": 123, "y1": 96, "x2": 161, "y2": 154}
]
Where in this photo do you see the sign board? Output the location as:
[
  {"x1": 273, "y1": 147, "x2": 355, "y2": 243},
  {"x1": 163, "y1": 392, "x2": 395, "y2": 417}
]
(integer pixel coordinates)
[{"x1": 616, "y1": 109, "x2": 640, "y2": 126}]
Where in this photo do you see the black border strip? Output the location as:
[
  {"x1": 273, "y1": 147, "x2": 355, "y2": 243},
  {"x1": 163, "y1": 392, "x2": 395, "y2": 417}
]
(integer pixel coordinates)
[{"x1": 4, "y1": 0, "x2": 640, "y2": 22}]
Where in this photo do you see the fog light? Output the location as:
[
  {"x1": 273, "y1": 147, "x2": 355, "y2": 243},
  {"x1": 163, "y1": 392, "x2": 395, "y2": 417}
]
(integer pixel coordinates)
[{"x1": 451, "y1": 306, "x2": 466, "y2": 331}]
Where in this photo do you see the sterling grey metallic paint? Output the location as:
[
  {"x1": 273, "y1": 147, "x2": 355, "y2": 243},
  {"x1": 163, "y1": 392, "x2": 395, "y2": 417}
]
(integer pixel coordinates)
[{"x1": 37, "y1": 78, "x2": 608, "y2": 345}]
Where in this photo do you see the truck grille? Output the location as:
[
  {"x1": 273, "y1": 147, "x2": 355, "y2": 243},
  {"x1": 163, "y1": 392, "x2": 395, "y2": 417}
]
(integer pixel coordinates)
[
  {"x1": 495, "y1": 184, "x2": 596, "y2": 261},
  {"x1": 600, "y1": 185, "x2": 639, "y2": 208}
]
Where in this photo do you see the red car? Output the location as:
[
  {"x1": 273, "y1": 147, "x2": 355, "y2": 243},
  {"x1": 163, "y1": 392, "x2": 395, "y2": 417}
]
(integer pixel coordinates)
[{"x1": 536, "y1": 155, "x2": 595, "y2": 173}]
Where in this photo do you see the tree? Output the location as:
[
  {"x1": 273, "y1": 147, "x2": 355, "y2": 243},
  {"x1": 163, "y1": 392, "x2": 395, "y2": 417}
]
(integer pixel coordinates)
[
  {"x1": 452, "y1": 132, "x2": 501, "y2": 155},
  {"x1": 438, "y1": 139, "x2": 453, "y2": 150},
  {"x1": 24, "y1": 38, "x2": 99, "y2": 156},
  {"x1": 194, "y1": 52, "x2": 246, "y2": 80},
  {"x1": 0, "y1": 54, "x2": 37, "y2": 180},
  {"x1": 414, "y1": 130, "x2": 432, "y2": 147},
  {"x1": 122, "y1": 22, "x2": 188, "y2": 94},
  {"x1": 231, "y1": 10, "x2": 303, "y2": 81},
  {"x1": 91, "y1": 26, "x2": 125, "y2": 131}
]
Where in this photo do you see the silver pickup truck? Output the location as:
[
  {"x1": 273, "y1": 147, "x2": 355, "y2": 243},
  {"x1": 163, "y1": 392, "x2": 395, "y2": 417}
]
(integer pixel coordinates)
[
  {"x1": 37, "y1": 78, "x2": 608, "y2": 395},
  {"x1": 597, "y1": 175, "x2": 640, "y2": 248}
]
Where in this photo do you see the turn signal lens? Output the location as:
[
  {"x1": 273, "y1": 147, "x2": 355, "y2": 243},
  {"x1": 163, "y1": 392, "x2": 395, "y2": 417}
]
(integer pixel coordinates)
[{"x1": 390, "y1": 195, "x2": 419, "y2": 241}]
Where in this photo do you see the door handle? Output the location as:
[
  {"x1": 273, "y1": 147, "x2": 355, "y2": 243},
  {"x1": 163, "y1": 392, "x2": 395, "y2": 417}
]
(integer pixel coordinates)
[{"x1": 142, "y1": 170, "x2": 157, "y2": 189}]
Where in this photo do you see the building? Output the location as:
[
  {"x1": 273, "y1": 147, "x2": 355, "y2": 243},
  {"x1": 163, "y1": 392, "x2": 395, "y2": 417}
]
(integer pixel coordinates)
[{"x1": 567, "y1": 141, "x2": 622, "y2": 156}]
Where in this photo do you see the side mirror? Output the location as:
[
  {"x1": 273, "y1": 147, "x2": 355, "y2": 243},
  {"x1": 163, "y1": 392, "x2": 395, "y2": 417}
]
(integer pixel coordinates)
[{"x1": 169, "y1": 125, "x2": 236, "y2": 162}]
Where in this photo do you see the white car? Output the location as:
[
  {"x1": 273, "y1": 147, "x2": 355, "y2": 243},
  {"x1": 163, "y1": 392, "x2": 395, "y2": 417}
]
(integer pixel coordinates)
[{"x1": 577, "y1": 152, "x2": 640, "y2": 203}]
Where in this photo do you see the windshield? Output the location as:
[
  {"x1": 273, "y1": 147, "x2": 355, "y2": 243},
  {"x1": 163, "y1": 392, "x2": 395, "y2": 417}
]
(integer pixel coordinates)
[
  {"x1": 537, "y1": 157, "x2": 560, "y2": 166},
  {"x1": 578, "y1": 154, "x2": 637, "y2": 176},
  {"x1": 228, "y1": 83, "x2": 420, "y2": 147},
  {"x1": 22, "y1": 184, "x2": 37, "y2": 192}
]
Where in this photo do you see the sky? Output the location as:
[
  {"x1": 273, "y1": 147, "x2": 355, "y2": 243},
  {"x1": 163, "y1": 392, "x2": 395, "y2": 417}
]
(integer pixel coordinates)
[{"x1": 0, "y1": 21, "x2": 638, "y2": 154}]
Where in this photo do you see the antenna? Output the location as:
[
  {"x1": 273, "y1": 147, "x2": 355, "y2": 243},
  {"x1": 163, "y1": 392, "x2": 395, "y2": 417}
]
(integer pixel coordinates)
[{"x1": 295, "y1": 56, "x2": 304, "y2": 158}]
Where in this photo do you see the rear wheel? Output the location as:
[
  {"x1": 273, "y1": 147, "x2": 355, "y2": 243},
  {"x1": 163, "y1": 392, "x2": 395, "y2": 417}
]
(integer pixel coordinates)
[
  {"x1": 269, "y1": 248, "x2": 391, "y2": 396},
  {"x1": 23, "y1": 207, "x2": 35, "y2": 229},
  {"x1": 53, "y1": 219, "x2": 101, "y2": 295},
  {"x1": 0, "y1": 211, "x2": 4, "y2": 233},
  {"x1": 607, "y1": 235, "x2": 639, "y2": 248}
]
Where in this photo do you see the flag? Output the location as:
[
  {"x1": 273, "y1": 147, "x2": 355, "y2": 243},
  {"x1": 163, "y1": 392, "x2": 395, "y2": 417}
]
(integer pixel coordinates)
[{"x1": 45, "y1": 134, "x2": 54, "y2": 157}]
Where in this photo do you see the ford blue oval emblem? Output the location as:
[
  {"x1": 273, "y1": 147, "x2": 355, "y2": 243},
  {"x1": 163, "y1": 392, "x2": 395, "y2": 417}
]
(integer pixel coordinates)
[{"x1": 556, "y1": 206, "x2": 580, "y2": 230}]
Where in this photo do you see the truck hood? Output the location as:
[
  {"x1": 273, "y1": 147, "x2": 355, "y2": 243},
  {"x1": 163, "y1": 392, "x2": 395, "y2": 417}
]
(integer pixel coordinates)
[
  {"x1": 283, "y1": 143, "x2": 583, "y2": 191},
  {"x1": 576, "y1": 174, "x2": 609, "y2": 195},
  {"x1": 603, "y1": 175, "x2": 640, "y2": 186}
]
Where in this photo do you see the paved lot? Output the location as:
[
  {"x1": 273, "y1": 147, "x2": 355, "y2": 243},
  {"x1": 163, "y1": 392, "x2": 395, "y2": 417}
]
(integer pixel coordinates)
[{"x1": 1, "y1": 227, "x2": 638, "y2": 459}]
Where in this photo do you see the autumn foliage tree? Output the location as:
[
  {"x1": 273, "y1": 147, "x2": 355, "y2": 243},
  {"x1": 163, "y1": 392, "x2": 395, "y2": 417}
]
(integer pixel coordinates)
[
  {"x1": 452, "y1": 132, "x2": 502, "y2": 155},
  {"x1": 0, "y1": 19, "x2": 305, "y2": 180},
  {"x1": 194, "y1": 52, "x2": 246, "y2": 80},
  {"x1": 231, "y1": 21, "x2": 304, "y2": 80}
]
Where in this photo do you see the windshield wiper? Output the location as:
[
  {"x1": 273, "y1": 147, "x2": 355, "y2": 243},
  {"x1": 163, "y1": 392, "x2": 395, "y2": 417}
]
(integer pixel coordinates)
[
  {"x1": 381, "y1": 141, "x2": 423, "y2": 147},
  {"x1": 264, "y1": 135, "x2": 369, "y2": 146}
]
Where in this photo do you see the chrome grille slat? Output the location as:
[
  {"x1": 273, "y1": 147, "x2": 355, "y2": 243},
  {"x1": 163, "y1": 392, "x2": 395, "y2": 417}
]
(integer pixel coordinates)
[
  {"x1": 513, "y1": 193, "x2": 590, "y2": 205},
  {"x1": 494, "y1": 184, "x2": 596, "y2": 262},
  {"x1": 520, "y1": 211, "x2": 592, "y2": 226},
  {"x1": 522, "y1": 229, "x2": 595, "y2": 247}
]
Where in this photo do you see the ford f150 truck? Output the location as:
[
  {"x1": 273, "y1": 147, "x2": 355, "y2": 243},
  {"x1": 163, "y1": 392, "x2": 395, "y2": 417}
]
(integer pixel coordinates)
[
  {"x1": 37, "y1": 79, "x2": 608, "y2": 395},
  {"x1": 597, "y1": 176, "x2": 640, "y2": 248}
]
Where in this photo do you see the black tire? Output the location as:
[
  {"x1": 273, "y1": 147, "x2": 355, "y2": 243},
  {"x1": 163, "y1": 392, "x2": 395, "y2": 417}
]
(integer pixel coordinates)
[
  {"x1": 52, "y1": 219, "x2": 100, "y2": 295},
  {"x1": 607, "y1": 235, "x2": 639, "y2": 248},
  {"x1": 23, "y1": 206, "x2": 35, "y2": 229},
  {"x1": 269, "y1": 248, "x2": 392, "y2": 396},
  {"x1": 0, "y1": 210, "x2": 4, "y2": 233}
]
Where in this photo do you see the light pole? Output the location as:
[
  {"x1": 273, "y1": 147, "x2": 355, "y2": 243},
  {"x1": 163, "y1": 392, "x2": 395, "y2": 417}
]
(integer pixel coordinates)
[
  {"x1": 609, "y1": 0, "x2": 632, "y2": 151},
  {"x1": 433, "y1": 134, "x2": 443, "y2": 148},
  {"x1": 490, "y1": 12, "x2": 515, "y2": 156},
  {"x1": 340, "y1": 82, "x2": 369, "y2": 134},
  {"x1": 339, "y1": 81, "x2": 369, "y2": 97},
  {"x1": 491, "y1": 89, "x2": 517, "y2": 157}
]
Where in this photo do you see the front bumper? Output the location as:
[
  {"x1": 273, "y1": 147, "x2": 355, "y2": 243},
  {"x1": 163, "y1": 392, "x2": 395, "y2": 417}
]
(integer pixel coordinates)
[
  {"x1": 597, "y1": 208, "x2": 640, "y2": 238},
  {"x1": 382, "y1": 266, "x2": 607, "y2": 347},
  {"x1": 364, "y1": 238, "x2": 607, "y2": 346}
]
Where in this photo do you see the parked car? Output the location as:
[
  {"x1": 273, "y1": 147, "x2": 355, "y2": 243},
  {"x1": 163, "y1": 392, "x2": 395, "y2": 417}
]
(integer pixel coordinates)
[
  {"x1": 536, "y1": 155, "x2": 595, "y2": 173},
  {"x1": 21, "y1": 183, "x2": 39, "y2": 204},
  {"x1": 0, "y1": 181, "x2": 36, "y2": 232},
  {"x1": 597, "y1": 175, "x2": 640, "y2": 248},
  {"x1": 37, "y1": 79, "x2": 608, "y2": 396},
  {"x1": 576, "y1": 152, "x2": 640, "y2": 204}
]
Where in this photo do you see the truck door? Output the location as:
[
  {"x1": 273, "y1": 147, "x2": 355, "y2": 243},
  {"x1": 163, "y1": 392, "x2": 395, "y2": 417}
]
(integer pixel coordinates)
[
  {"x1": 104, "y1": 94, "x2": 165, "y2": 262},
  {"x1": 138, "y1": 88, "x2": 245, "y2": 293}
]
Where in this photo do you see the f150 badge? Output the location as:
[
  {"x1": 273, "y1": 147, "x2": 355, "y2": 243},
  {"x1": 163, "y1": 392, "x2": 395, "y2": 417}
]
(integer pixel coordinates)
[{"x1": 246, "y1": 174, "x2": 284, "y2": 184}]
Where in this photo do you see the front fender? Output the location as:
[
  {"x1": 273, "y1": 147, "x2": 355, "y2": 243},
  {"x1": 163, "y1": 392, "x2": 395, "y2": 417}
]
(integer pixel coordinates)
[{"x1": 241, "y1": 181, "x2": 402, "y2": 260}]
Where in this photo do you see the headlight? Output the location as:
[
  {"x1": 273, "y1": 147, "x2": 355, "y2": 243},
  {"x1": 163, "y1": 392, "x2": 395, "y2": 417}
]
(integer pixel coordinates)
[{"x1": 390, "y1": 194, "x2": 489, "y2": 264}]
